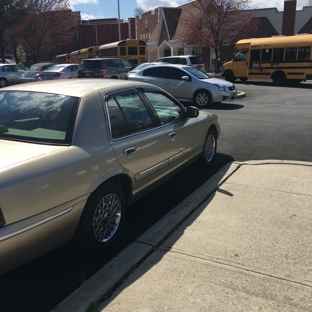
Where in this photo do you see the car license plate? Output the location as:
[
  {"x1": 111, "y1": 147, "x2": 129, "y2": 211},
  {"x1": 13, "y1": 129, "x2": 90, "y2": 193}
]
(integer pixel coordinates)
[
  {"x1": 232, "y1": 92, "x2": 237, "y2": 99},
  {"x1": 86, "y1": 73, "x2": 90, "y2": 77}
]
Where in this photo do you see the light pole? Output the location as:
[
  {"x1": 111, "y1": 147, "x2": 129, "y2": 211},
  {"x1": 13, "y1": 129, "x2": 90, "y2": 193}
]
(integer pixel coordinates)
[{"x1": 118, "y1": 0, "x2": 121, "y2": 40}]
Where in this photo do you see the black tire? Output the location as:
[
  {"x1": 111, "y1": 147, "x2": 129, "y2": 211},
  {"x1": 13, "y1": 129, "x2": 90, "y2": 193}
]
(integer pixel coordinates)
[
  {"x1": 200, "y1": 128, "x2": 217, "y2": 166},
  {"x1": 0, "y1": 78, "x2": 7, "y2": 88},
  {"x1": 74, "y1": 182, "x2": 126, "y2": 251},
  {"x1": 272, "y1": 72, "x2": 286, "y2": 86},
  {"x1": 224, "y1": 71, "x2": 235, "y2": 82},
  {"x1": 194, "y1": 90, "x2": 212, "y2": 108}
]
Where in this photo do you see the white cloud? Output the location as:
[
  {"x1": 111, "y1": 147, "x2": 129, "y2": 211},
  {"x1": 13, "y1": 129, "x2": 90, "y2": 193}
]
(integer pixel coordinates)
[
  {"x1": 71, "y1": 0, "x2": 98, "y2": 5},
  {"x1": 136, "y1": 0, "x2": 182, "y2": 11}
]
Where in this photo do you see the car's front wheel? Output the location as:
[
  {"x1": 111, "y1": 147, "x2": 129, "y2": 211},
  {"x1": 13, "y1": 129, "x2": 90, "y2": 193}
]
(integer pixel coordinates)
[
  {"x1": 200, "y1": 128, "x2": 217, "y2": 166},
  {"x1": 194, "y1": 90, "x2": 212, "y2": 108},
  {"x1": 75, "y1": 182, "x2": 126, "y2": 251}
]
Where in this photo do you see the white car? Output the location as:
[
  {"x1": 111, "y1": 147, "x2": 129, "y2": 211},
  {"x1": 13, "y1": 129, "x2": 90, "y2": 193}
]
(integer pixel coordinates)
[
  {"x1": 39, "y1": 63, "x2": 80, "y2": 80},
  {"x1": 128, "y1": 64, "x2": 237, "y2": 107}
]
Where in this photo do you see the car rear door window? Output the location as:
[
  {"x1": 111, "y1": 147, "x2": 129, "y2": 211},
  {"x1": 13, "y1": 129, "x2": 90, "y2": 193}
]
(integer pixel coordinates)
[
  {"x1": 107, "y1": 92, "x2": 154, "y2": 138},
  {"x1": 143, "y1": 67, "x2": 164, "y2": 78}
]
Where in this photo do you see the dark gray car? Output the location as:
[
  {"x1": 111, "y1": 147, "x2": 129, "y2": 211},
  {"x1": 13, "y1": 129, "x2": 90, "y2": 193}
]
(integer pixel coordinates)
[{"x1": 77, "y1": 58, "x2": 133, "y2": 79}]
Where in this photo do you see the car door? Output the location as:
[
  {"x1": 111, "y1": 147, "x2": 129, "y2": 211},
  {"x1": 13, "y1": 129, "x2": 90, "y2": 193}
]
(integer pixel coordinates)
[
  {"x1": 139, "y1": 67, "x2": 166, "y2": 89},
  {"x1": 67, "y1": 65, "x2": 78, "y2": 78},
  {"x1": 142, "y1": 90, "x2": 201, "y2": 170},
  {"x1": 161, "y1": 67, "x2": 192, "y2": 100},
  {"x1": 105, "y1": 89, "x2": 170, "y2": 189}
]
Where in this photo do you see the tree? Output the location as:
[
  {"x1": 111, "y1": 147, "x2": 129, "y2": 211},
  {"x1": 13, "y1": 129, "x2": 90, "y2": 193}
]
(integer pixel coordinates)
[
  {"x1": 175, "y1": 0, "x2": 259, "y2": 72},
  {"x1": 19, "y1": 0, "x2": 79, "y2": 63},
  {"x1": 0, "y1": 0, "x2": 29, "y2": 63},
  {"x1": 134, "y1": 7, "x2": 144, "y2": 16}
]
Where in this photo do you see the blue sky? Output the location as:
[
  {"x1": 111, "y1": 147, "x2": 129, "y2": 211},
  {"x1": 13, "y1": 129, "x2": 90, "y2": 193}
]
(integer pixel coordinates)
[{"x1": 70, "y1": 0, "x2": 310, "y2": 21}]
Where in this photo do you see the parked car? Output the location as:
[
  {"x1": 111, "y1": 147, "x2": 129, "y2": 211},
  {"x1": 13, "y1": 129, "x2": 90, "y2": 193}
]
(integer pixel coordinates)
[
  {"x1": 77, "y1": 58, "x2": 133, "y2": 79},
  {"x1": 20, "y1": 62, "x2": 55, "y2": 83},
  {"x1": 38, "y1": 63, "x2": 80, "y2": 80},
  {"x1": 155, "y1": 55, "x2": 206, "y2": 73},
  {"x1": 0, "y1": 79, "x2": 220, "y2": 274},
  {"x1": 0, "y1": 64, "x2": 26, "y2": 88},
  {"x1": 128, "y1": 64, "x2": 237, "y2": 107}
]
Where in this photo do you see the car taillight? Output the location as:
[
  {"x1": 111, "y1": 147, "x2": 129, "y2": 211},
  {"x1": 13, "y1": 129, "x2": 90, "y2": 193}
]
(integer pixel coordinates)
[
  {"x1": 34, "y1": 73, "x2": 41, "y2": 79},
  {"x1": 99, "y1": 69, "x2": 107, "y2": 75},
  {"x1": 53, "y1": 72, "x2": 63, "y2": 77}
]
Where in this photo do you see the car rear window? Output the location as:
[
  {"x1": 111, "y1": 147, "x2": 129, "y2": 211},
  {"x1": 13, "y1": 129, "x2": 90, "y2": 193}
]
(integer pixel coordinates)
[
  {"x1": 189, "y1": 57, "x2": 204, "y2": 64},
  {"x1": 81, "y1": 60, "x2": 102, "y2": 68},
  {"x1": 0, "y1": 91, "x2": 79, "y2": 145}
]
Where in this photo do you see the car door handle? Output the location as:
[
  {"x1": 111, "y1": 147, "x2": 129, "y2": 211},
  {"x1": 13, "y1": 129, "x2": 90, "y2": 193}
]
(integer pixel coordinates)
[
  {"x1": 168, "y1": 132, "x2": 176, "y2": 141},
  {"x1": 123, "y1": 147, "x2": 136, "y2": 155}
]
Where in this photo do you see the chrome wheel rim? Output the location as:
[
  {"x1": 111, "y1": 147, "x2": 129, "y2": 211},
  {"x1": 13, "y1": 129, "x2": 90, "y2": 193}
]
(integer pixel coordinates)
[
  {"x1": 204, "y1": 133, "x2": 216, "y2": 162},
  {"x1": 196, "y1": 93, "x2": 209, "y2": 106},
  {"x1": 92, "y1": 193, "x2": 121, "y2": 243}
]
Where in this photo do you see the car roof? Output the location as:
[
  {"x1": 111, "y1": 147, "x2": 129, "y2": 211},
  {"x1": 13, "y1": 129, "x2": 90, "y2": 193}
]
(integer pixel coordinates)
[{"x1": 2, "y1": 79, "x2": 163, "y2": 97}]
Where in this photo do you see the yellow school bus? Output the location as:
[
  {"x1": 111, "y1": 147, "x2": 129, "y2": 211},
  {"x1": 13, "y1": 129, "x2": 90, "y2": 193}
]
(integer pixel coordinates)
[
  {"x1": 98, "y1": 39, "x2": 147, "y2": 66},
  {"x1": 222, "y1": 34, "x2": 312, "y2": 85},
  {"x1": 55, "y1": 53, "x2": 71, "y2": 64},
  {"x1": 79, "y1": 46, "x2": 99, "y2": 61}
]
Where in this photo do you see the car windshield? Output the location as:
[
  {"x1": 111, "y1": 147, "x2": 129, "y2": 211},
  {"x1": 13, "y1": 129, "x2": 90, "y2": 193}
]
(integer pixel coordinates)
[
  {"x1": 182, "y1": 66, "x2": 210, "y2": 79},
  {"x1": 0, "y1": 91, "x2": 79, "y2": 145}
]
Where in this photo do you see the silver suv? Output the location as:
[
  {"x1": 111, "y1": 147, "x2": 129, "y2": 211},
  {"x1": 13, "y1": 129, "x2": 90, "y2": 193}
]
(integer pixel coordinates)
[
  {"x1": 77, "y1": 58, "x2": 133, "y2": 79},
  {"x1": 155, "y1": 55, "x2": 206, "y2": 73}
]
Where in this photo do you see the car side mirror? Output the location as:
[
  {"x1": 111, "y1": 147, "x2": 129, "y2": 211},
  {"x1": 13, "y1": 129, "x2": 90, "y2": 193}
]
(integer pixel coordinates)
[
  {"x1": 181, "y1": 75, "x2": 190, "y2": 81},
  {"x1": 186, "y1": 106, "x2": 199, "y2": 118}
]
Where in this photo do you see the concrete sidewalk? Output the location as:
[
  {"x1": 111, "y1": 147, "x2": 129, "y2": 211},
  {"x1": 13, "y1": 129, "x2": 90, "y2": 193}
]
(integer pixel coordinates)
[{"x1": 53, "y1": 160, "x2": 312, "y2": 312}]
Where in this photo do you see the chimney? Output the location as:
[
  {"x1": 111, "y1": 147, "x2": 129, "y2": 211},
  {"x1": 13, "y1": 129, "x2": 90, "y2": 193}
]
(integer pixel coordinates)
[{"x1": 282, "y1": 0, "x2": 297, "y2": 35}]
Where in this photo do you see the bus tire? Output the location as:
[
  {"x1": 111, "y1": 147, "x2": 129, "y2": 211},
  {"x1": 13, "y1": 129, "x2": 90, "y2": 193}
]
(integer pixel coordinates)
[
  {"x1": 224, "y1": 70, "x2": 235, "y2": 82},
  {"x1": 272, "y1": 72, "x2": 286, "y2": 86}
]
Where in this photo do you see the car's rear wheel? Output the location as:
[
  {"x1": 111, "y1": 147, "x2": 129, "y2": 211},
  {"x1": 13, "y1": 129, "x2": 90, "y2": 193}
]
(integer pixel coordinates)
[
  {"x1": 200, "y1": 128, "x2": 217, "y2": 166},
  {"x1": 194, "y1": 90, "x2": 212, "y2": 107},
  {"x1": 0, "y1": 78, "x2": 7, "y2": 88},
  {"x1": 75, "y1": 182, "x2": 126, "y2": 251}
]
